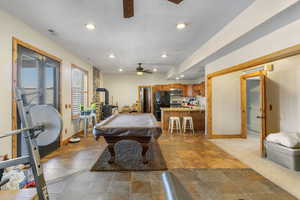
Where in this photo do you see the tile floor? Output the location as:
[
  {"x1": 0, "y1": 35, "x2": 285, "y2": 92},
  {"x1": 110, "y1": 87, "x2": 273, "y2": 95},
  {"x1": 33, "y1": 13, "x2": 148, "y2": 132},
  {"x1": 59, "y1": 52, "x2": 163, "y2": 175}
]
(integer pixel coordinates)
[
  {"x1": 42, "y1": 133, "x2": 246, "y2": 181},
  {"x1": 211, "y1": 135, "x2": 300, "y2": 199},
  {"x1": 39, "y1": 132, "x2": 297, "y2": 200}
]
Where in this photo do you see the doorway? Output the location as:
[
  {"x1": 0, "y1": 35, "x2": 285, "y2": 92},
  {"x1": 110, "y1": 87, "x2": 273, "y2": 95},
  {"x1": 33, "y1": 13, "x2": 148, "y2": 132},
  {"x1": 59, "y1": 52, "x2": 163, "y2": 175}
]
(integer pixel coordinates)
[
  {"x1": 246, "y1": 78, "x2": 261, "y2": 137},
  {"x1": 139, "y1": 86, "x2": 152, "y2": 113},
  {"x1": 12, "y1": 39, "x2": 61, "y2": 158},
  {"x1": 241, "y1": 71, "x2": 266, "y2": 156}
]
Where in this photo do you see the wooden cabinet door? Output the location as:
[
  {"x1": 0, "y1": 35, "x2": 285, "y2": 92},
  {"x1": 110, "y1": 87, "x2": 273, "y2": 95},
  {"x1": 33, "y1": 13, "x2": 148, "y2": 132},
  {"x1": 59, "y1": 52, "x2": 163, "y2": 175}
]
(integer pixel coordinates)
[
  {"x1": 199, "y1": 82, "x2": 205, "y2": 96},
  {"x1": 191, "y1": 82, "x2": 205, "y2": 97},
  {"x1": 183, "y1": 85, "x2": 188, "y2": 96},
  {"x1": 161, "y1": 85, "x2": 169, "y2": 91},
  {"x1": 185, "y1": 85, "x2": 193, "y2": 96},
  {"x1": 192, "y1": 84, "x2": 198, "y2": 96}
]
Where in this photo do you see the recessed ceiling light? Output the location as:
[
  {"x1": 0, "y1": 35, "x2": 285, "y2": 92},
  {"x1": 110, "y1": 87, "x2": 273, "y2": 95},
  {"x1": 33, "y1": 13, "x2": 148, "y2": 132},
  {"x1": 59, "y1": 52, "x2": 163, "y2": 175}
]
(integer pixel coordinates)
[
  {"x1": 153, "y1": 68, "x2": 158, "y2": 72},
  {"x1": 176, "y1": 77, "x2": 180, "y2": 80},
  {"x1": 161, "y1": 53, "x2": 168, "y2": 58},
  {"x1": 176, "y1": 23, "x2": 186, "y2": 30},
  {"x1": 109, "y1": 53, "x2": 115, "y2": 59},
  {"x1": 85, "y1": 23, "x2": 96, "y2": 30},
  {"x1": 119, "y1": 68, "x2": 123, "y2": 72},
  {"x1": 180, "y1": 75, "x2": 185, "y2": 78}
]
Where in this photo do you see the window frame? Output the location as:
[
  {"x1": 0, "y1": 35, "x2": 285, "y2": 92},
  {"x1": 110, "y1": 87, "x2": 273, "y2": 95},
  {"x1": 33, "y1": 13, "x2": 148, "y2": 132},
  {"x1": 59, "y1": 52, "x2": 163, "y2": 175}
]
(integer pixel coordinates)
[
  {"x1": 12, "y1": 37, "x2": 62, "y2": 158},
  {"x1": 71, "y1": 64, "x2": 89, "y2": 119}
]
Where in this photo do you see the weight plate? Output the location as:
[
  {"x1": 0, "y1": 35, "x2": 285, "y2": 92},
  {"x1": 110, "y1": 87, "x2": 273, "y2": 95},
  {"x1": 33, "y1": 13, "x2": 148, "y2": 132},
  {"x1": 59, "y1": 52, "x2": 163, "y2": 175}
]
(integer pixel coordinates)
[{"x1": 29, "y1": 105, "x2": 63, "y2": 146}]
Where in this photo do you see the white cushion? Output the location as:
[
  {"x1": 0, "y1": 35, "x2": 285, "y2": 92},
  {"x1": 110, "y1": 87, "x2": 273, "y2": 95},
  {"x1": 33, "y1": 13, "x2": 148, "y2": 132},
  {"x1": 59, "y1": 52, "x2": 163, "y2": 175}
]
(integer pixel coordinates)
[{"x1": 266, "y1": 132, "x2": 300, "y2": 148}]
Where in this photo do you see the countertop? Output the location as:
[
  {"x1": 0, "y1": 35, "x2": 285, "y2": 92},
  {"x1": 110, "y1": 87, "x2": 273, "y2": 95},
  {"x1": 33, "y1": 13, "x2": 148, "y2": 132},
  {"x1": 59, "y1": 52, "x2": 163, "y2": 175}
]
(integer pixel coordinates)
[{"x1": 160, "y1": 107, "x2": 204, "y2": 112}]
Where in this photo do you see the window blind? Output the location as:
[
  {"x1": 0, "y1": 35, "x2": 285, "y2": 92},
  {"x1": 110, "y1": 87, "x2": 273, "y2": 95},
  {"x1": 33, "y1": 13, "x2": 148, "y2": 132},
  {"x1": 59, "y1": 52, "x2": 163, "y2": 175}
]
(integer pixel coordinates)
[{"x1": 72, "y1": 67, "x2": 88, "y2": 117}]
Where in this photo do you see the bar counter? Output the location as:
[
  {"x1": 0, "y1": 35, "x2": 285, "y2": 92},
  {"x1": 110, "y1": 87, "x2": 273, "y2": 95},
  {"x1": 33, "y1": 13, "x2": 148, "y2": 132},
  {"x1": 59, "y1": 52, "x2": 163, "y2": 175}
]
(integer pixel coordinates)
[{"x1": 161, "y1": 107, "x2": 205, "y2": 132}]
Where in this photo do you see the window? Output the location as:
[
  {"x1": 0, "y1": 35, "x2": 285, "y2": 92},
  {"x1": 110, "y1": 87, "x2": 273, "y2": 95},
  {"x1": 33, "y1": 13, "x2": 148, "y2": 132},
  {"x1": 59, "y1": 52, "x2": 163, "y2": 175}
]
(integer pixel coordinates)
[
  {"x1": 71, "y1": 65, "x2": 88, "y2": 118},
  {"x1": 18, "y1": 46, "x2": 60, "y2": 108}
]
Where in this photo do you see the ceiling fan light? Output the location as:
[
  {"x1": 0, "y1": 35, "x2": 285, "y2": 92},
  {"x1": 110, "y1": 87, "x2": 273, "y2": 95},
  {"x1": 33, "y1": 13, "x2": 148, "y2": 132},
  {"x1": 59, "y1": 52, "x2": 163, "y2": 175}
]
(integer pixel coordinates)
[
  {"x1": 119, "y1": 68, "x2": 123, "y2": 72},
  {"x1": 153, "y1": 68, "x2": 158, "y2": 72},
  {"x1": 137, "y1": 71, "x2": 144, "y2": 76}
]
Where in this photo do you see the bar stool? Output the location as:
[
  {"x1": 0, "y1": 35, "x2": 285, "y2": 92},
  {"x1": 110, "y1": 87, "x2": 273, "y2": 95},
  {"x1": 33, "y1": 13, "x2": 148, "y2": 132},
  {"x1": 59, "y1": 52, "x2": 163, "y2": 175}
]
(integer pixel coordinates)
[
  {"x1": 168, "y1": 116, "x2": 181, "y2": 135},
  {"x1": 182, "y1": 116, "x2": 195, "y2": 135}
]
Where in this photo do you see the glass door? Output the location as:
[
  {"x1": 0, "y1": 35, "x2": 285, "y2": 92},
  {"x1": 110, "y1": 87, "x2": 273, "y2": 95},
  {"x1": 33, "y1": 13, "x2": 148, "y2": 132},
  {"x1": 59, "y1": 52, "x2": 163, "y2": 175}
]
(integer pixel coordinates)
[{"x1": 17, "y1": 45, "x2": 60, "y2": 157}]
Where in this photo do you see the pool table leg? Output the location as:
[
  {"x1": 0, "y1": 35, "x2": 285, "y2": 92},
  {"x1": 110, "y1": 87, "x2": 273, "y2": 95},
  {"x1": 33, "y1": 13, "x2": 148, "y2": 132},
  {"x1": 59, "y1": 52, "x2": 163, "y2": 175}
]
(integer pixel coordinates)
[
  {"x1": 107, "y1": 143, "x2": 116, "y2": 164},
  {"x1": 141, "y1": 143, "x2": 149, "y2": 164}
]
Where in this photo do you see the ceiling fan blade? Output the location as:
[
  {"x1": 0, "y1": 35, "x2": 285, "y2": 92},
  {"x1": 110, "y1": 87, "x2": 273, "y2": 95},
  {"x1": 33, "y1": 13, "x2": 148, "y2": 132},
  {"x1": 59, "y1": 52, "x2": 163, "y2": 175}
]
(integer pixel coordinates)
[
  {"x1": 143, "y1": 70, "x2": 153, "y2": 74},
  {"x1": 123, "y1": 0, "x2": 134, "y2": 18},
  {"x1": 168, "y1": 0, "x2": 183, "y2": 4}
]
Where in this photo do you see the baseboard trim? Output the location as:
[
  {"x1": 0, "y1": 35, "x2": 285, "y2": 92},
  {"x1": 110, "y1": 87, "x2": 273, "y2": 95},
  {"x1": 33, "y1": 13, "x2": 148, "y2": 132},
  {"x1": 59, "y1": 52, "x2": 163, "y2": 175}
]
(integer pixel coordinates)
[{"x1": 208, "y1": 134, "x2": 245, "y2": 139}]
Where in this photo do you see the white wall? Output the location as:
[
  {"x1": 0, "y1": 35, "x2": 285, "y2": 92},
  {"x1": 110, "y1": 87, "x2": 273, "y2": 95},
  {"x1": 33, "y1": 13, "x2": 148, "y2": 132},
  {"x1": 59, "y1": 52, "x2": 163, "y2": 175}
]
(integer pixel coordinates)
[
  {"x1": 0, "y1": 9, "x2": 94, "y2": 157},
  {"x1": 103, "y1": 73, "x2": 200, "y2": 109},
  {"x1": 266, "y1": 55, "x2": 300, "y2": 134},
  {"x1": 212, "y1": 71, "x2": 242, "y2": 135}
]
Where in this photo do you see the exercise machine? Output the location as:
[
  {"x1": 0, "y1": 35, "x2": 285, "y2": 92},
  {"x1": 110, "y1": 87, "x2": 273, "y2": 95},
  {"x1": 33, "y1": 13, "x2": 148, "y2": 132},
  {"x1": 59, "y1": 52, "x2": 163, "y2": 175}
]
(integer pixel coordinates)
[{"x1": 0, "y1": 88, "x2": 62, "y2": 200}]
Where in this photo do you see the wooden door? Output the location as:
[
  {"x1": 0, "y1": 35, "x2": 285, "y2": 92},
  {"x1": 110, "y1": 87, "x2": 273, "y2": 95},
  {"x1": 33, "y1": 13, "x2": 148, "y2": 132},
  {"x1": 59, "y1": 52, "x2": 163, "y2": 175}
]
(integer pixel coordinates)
[
  {"x1": 240, "y1": 71, "x2": 267, "y2": 156},
  {"x1": 259, "y1": 74, "x2": 267, "y2": 156}
]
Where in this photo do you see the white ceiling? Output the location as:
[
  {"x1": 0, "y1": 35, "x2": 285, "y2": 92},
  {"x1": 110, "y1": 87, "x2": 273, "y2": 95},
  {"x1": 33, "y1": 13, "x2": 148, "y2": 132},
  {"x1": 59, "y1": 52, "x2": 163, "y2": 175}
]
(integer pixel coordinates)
[{"x1": 0, "y1": 0, "x2": 254, "y2": 74}]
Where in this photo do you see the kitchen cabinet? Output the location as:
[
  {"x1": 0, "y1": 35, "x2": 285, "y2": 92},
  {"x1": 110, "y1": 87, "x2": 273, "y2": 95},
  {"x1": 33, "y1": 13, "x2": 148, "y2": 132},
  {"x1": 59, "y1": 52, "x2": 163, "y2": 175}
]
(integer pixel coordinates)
[
  {"x1": 169, "y1": 84, "x2": 183, "y2": 90},
  {"x1": 160, "y1": 85, "x2": 169, "y2": 91},
  {"x1": 199, "y1": 82, "x2": 205, "y2": 96},
  {"x1": 150, "y1": 82, "x2": 205, "y2": 98},
  {"x1": 185, "y1": 85, "x2": 193, "y2": 96},
  {"x1": 183, "y1": 85, "x2": 188, "y2": 96},
  {"x1": 192, "y1": 82, "x2": 205, "y2": 97}
]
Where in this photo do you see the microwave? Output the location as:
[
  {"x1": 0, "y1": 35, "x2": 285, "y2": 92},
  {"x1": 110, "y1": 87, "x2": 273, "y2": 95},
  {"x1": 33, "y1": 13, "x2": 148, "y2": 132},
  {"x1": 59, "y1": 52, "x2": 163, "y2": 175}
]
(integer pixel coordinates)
[{"x1": 169, "y1": 88, "x2": 183, "y2": 96}]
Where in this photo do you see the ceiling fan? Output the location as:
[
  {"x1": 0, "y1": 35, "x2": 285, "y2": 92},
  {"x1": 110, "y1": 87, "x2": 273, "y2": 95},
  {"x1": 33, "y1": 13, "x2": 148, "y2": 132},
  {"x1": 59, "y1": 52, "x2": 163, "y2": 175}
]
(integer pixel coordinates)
[
  {"x1": 136, "y1": 63, "x2": 153, "y2": 75},
  {"x1": 123, "y1": 0, "x2": 184, "y2": 18}
]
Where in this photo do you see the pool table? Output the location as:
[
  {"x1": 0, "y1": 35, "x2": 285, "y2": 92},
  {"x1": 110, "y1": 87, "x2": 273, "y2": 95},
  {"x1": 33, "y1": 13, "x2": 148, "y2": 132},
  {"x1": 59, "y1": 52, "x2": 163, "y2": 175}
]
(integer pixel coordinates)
[{"x1": 93, "y1": 113, "x2": 162, "y2": 164}]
